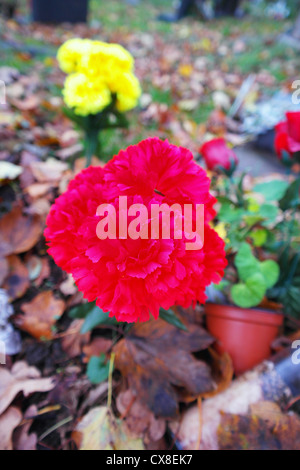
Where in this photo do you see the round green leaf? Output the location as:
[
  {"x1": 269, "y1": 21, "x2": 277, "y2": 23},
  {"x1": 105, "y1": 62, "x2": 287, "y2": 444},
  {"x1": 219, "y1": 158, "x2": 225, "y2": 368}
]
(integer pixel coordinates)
[
  {"x1": 250, "y1": 229, "x2": 268, "y2": 247},
  {"x1": 231, "y1": 273, "x2": 266, "y2": 308},
  {"x1": 234, "y1": 243, "x2": 260, "y2": 281},
  {"x1": 87, "y1": 355, "x2": 110, "y2": 385},
  {"x1": 260, "y1": 259, "x2": 280, "y2": 289}
]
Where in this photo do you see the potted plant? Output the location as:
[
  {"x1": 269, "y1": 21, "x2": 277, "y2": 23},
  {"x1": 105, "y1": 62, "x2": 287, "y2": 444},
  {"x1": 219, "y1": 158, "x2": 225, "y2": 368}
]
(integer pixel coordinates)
[
  {"x1": 205, "y1": 242, "x2": 283, "y2": 375},
  {"x1": 32, "y1": 0, "x2": 89, "y2": 23},
  {"x1": 202, "y1": 147, "x2": 300, "y2": 374}
]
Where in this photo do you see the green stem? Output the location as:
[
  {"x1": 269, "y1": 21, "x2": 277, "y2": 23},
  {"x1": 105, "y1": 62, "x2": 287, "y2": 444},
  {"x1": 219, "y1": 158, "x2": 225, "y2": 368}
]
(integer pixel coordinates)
[
  {"x1": 107, "y1": 352, "x2": 115, "y2": 410},
  {"x1": 39, "y1": 416, "x2": 73, "y2": 442},
  {"x1": 85, "y1": 129, "x2": 99, "y2": 167}
]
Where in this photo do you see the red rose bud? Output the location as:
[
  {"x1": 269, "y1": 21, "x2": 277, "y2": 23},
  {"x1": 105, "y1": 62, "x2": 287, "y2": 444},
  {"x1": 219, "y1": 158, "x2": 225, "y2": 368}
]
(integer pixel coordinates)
[
  {"x1": 200, "y1": 138, "x2": 238, "y2": 176},
  {"x1": 274, "y1": 112, "x2": 300, "y2": 164}
]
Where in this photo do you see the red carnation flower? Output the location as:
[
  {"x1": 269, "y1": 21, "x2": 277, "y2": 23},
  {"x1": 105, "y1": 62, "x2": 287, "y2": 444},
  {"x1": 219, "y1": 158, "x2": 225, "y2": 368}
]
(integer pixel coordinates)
[
  {"x1": 275, "y1": 111, "x2": 300, "y2": 159},
  {"x1": 200, "y1": 138, "x2": 238, "y2": 175},
  {"x1": 45, "y1": 138, "x2": 227, "y2": 323}
]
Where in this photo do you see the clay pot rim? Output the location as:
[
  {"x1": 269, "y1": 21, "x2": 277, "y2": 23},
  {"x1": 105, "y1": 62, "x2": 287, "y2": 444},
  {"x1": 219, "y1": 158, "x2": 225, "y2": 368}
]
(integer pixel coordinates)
[{"x1": 205, "y1": 302, "x2": 284, "y2": 328}]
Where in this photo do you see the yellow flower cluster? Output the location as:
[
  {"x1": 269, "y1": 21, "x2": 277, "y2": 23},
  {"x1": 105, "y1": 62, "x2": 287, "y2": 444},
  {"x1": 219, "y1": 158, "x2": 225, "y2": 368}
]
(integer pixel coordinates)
[{"x1": 57, "y1": 39, "x2": 141, "y2": 116}]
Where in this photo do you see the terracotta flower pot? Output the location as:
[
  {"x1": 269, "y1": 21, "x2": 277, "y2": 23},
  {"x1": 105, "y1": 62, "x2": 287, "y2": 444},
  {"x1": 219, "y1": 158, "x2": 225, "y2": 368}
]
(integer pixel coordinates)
[{"x1": 205, "y1": 303, "x2": 284, "y2": 375}]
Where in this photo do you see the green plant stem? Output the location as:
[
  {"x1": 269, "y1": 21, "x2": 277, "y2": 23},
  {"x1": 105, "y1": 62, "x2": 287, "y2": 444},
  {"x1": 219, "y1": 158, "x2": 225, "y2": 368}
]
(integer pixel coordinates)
[
  {"x1": 39, "y1": 416, "x2": 73, "y2": 442},
  {"x1": 85, "y1": 129, "x2": 99, "y2": 167},
  {"x1": 107, "y1": 352, "x2": 115, "y2": 410}
]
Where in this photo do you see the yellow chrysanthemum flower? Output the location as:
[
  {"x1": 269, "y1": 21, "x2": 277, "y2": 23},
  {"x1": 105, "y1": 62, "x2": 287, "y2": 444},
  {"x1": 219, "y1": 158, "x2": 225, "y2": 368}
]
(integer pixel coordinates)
[
  {"x1": 63, "y1": 73, "x2": 111, "y2": 116},
  {"x1": 80, "y1": 42, "x2": 134, "y2": 77},
  {"x1": 58, "y1": 38, "x2": 141, "y2": 116},
  {"x1": 109, "y1": 72, "x2": 142, "y2": 112},
  {"x1": 57, "y1": 38, "x2": 93, "y2": 74},
  {"x1": 104, "y1": 43, "x2": 134, "y2": 71}
]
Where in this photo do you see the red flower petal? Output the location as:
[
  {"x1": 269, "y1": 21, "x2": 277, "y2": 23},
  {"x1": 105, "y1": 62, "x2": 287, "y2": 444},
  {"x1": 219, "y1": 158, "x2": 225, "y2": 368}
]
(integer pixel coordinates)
[{"x1": 45, "y1": 138, "x2": 227, "y2": 323}]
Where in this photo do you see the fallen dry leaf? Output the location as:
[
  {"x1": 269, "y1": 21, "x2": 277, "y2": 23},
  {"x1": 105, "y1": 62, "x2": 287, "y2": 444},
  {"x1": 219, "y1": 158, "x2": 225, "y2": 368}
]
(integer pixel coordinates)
[
  {"x1": 25, "y1": 255, "x2": 42, "y2": 281},
  {"x1": 61, "y1": 320, "x2": 90, "y2": 358},
  {"x1": 198, "y1": 350, "x2": 234, "y2": 400},
  {"x1": 0, "y1": 205, "x2": 44, "y2": 258},
  {"x1": 73, "y1": 406, "x2": 144, "y2": 450},
  {"x1": 59, "y1": 273, "x2": 77, "y2": 296},
  {"x1": 114, "y1": 313, "x2": 214, "y2": 418},
  {"x1": 2, "y1": 255, "x2": 30, "y2": 301},
  {"x1": 13, "y1": 405, "x2": 38, "y2": 451},
  {"x1": 24, "y1": 182, "x2": 51, "y2": 199},
  {"x1": 207, "y1": 109, "x2": 227, "y2": 135},
  {"x1": 0, "y1": 257, "x2": 8, "y2": 286},
  {"x1": 34, "y1": 257, "x2": 50, "y2": 287},
  {"x1": 218, "y1": 404, "x2": 300, "y2": 450},
  {"x1": 19, "y1": 151, "x2": 40, "y2": 189},
  {"x1": 0, "y1": 361, "x2": 55, "y2": 416},
  {"x1": 116, "y1": 389, "x2": 166, "y2": 444},
  {"x1": 82, "y1": 337, "x2": 113, "y2": 364},
  {"x1": 78, "y1": 382, "x2": 109, "y2": 416},
  {"x1": 17, "y1": 291, "x2": 66, "y2": 340},
  {"x1": 56, "y1": 143, "x2": 83, "y2": 160},
  {"x1": 249, "y1": 401, "x2": 286, "y2": 427},
  {"x1": 30, "y1": 158, "x2": 68, "y2": 183},
  {"x1": 0, "y1": 162, "x2": 23, "y2": 181},
  {"x1": 0, "y1": 407, "x2": 22, "y2": 450},
  {"x1": 47, "y1": 370, "x2": 90, "y2": 418},
  {"x1": 26, "y1": 198, "x2": 51, "y2": 216},
  {"x1": 11, "y1": 95, "x2": 40, "y2": 111}
]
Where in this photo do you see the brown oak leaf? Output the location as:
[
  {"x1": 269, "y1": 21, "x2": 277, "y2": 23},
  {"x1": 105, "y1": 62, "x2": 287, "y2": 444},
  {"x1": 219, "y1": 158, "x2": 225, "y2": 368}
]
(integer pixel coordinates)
[
  {"x1": 0, "y1": 205, "x2": 44, "y2": 258},
  {"x1": 17, "y1": 291, "x2": 65, "y2": 340},
  {"x1": 114, "y1": 312, "x2": 214, "y2": 418},
  {"x1": 3, "y1": 255, "x2": 30, "y2": 301}
]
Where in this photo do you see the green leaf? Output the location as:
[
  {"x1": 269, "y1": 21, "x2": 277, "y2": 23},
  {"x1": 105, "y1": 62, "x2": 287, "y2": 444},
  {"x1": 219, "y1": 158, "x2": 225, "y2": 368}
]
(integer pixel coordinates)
[
  {"x1": 249, "y1": 228, "x2": 267, "y2": 247},
  {"x1": 69, "y1": 302, "x2": 120, "y2": 331},
  {"x1": 247, "y1": 197, "x2": 260, "y2": 213},
  {"x1": 234, "y1": 243, "x2": 260, "y2": 281},
  {"x1": 218, "y1": 203, "x2": 245, "y2": 224},
  {"x1": 281, "y1": 150, "x2": 294, "y2": 168},
  {"x1": 236, "y1": 173, "x2": 246, "y2": 206},
  {"x1": 217, "y1": 196, "x2": 238, "y2": 207},
  {"x1": 87, "y1": 355, "x2": 110, "y2": 385},
  {"x1": 213, "y1": 280, "x2": 230, "y2": 291},
  {"x1": 243, "y1": 214, "x2": 264, "y2": 226},
  {"x1": 69, "y1": 302, "x2": 97, "y2": 319},
  {"x1": 159, "y1": 308, "x2": 188, "y2": 331},
  {"x1": 260, "y1": 260, "x2": 280, "y2": 289},
  {"x1": 231, "y1": 273, "x2": 266, "y2": 308},
  {"x1": 252, "y1": 180, "x2": 289, "y2": 201},
  {"x1": 81, "y1": 307, "x2": 118, "y2": 334},
  {"x1": 279, "y1": 178, "x2": 300, "y2": 211},
  {"x1": 63, "y1": 106, "x2": 88, "y2": 130},
  {"x1": 259, "y1": 203, "x2": 278, "y2": 223}
]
